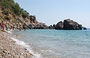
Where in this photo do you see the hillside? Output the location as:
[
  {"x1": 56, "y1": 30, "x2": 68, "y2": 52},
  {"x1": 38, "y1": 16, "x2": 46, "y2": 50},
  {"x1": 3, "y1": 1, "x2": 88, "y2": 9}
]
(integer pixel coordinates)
[{"x1": 0, "y1": 0, "x2": 46, "y2": 29}]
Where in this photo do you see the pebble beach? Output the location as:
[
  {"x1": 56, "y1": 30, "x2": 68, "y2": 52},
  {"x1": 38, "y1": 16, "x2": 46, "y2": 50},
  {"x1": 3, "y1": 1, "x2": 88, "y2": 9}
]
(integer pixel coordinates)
[{"x1": 0, "y1": 32, "x2": 33, "y2": 58}]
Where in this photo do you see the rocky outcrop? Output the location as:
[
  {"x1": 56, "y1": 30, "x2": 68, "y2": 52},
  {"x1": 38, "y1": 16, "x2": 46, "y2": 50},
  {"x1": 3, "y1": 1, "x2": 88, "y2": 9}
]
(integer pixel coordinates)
[
  {"x1": 0, "y1": 0, "x2": 41, "y2": 29},
  {"x1": 63, "y1": 19, "x2": 82, "y2": 30},
  {"x1": 50, "y1": 19, "x2": 83, "y2": 30},
  {"x1": 0, "y1": 6, "x2": 40, "y2": 29},
  {"x1": 55, "y1": 21, "x2": 63, "y2": 29},
  {"x1": 29, "y1": 23, "x2": 48, "y2": 29}
]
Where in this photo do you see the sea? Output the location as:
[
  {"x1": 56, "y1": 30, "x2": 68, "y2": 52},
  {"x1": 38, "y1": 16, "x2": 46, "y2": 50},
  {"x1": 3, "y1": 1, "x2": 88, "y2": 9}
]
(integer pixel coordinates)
[{"x1": 11, "y1": 29, "x2": 90, "y2": 58}]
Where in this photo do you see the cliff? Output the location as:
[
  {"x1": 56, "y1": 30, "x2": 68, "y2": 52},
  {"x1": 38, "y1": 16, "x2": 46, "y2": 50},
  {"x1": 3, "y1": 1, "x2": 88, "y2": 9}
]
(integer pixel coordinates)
[{"x1": 0, "y1": 0, "x2": 41, "y2": 29}]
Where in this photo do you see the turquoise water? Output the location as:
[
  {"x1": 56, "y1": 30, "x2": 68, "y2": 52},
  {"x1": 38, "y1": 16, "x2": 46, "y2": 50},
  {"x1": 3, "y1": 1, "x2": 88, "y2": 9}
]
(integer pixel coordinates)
[{"x1": 12, "y1": 29, "x2": 90, "y2": 58}]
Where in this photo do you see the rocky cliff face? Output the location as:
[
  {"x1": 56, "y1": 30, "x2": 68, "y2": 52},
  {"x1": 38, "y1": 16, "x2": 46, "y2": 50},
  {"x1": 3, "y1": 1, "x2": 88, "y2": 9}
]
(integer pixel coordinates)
[
  {"x1": 0, "y1": 0, "x2": 48, "y2": 29},
  {"x1": 0, "y1": 7, "x2": 48, "y2": 29}
]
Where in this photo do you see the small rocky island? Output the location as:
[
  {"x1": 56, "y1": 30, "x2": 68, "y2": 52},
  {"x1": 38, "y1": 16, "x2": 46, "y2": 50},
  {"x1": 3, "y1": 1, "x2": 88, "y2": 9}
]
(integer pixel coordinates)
[{"x1": 49, "y1": 19, "x2": 86, "y2": 30}]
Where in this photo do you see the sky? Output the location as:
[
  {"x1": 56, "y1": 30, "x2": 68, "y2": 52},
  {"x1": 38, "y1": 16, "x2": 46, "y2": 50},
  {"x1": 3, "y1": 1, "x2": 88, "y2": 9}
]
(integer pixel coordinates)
[{"x1": 14, "y1": 0, "x2": 90, "y2": 27}]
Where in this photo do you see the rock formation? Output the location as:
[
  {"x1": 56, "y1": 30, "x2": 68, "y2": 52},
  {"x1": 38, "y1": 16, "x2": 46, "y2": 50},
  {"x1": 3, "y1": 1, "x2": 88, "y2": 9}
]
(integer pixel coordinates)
[
  {"x1": 63, "y1": 19, "x2": 82, "y2": 30},
  {"x1": 29, "y1": 23, "x2": 48, "y2": 29},
  {"x1": 50, "y1": 19, "x2": 84, "y2": 30},
  {"x1": 55, "y1": 21, "x2": 63, "y2": 29}
]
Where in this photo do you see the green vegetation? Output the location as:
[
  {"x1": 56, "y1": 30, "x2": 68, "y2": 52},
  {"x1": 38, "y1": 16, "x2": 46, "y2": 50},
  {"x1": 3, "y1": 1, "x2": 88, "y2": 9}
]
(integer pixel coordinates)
[
  {"x1": 0, "y1": 0, "x2": 37, "y2": 24},
  {"x1": 0, "y1": 0, "x2": 29, "y2": 16}
]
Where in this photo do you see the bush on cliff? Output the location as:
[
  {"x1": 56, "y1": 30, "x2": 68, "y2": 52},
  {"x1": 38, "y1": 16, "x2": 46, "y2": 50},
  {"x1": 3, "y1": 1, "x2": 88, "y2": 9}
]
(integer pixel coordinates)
[{"x1": 0, "y1": 0, "x2": 29, "y2": 17}]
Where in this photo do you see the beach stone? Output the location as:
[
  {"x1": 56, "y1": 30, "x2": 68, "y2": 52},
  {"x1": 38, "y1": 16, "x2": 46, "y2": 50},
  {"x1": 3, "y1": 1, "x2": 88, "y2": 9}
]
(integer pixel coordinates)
[
  {"x1": 19, "y1": 56, "x2": 24, "y2": 58},
  {"x1": 0, "y1": 32, "x2": 33, "y2": 58}
]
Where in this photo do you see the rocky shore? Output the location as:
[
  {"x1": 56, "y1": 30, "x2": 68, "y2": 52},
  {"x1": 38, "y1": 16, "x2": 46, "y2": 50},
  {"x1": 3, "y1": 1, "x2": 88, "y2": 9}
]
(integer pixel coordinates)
[{"x1": 0, "y1": 32, "x2": 33, "y2": 58}]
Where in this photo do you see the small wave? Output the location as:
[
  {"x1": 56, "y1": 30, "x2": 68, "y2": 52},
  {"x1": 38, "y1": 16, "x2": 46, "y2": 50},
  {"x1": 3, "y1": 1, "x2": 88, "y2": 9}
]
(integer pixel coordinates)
[
  {"x1": 6, "y1": 30, "x2": 42, "y2": 58},
  {"x1": 11, "y1": 37, "x2": 41, "y2": 58},
  {"x1": 41, "y1": 49, "x2": 55, "y2": 53}
]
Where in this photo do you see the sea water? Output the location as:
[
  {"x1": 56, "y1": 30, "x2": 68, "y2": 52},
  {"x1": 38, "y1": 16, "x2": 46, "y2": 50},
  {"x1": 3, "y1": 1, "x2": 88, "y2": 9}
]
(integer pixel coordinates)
[{"x1": 12, "y1": 29, "x2": 90, "y2": 58}]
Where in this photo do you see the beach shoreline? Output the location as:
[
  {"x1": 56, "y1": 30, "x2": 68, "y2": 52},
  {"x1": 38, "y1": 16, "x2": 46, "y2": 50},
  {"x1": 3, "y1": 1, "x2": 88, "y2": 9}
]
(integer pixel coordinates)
[{"x1": 0, "y1": 31, "x2": 34, "y2": 58}]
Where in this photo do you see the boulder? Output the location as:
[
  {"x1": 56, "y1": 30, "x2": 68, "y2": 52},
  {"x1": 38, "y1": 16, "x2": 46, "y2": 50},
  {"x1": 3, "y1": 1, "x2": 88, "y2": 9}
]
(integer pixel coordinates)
[
  {"x1": 63, "y1": 19, "x2": 82, "y2": 30},
  {"x1": 55, "y1": 21, "x2": 63, "y2": 29}
]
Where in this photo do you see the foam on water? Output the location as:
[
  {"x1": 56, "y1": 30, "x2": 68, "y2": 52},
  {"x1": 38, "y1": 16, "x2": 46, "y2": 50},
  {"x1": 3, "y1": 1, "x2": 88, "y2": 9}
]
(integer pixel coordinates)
[
  {"x1": 11, "y1": 37, "x2": 42, "y2": 58},
  {"x1": 7, "y1": 30, "x2": 42, "y2": 58}
]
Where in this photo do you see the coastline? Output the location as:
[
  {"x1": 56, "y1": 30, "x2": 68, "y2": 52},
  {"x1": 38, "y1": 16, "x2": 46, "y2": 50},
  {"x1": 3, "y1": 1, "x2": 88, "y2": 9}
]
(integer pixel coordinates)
[{"x1": 0, "y1": 31, "x2": 34, "y2": 58}]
